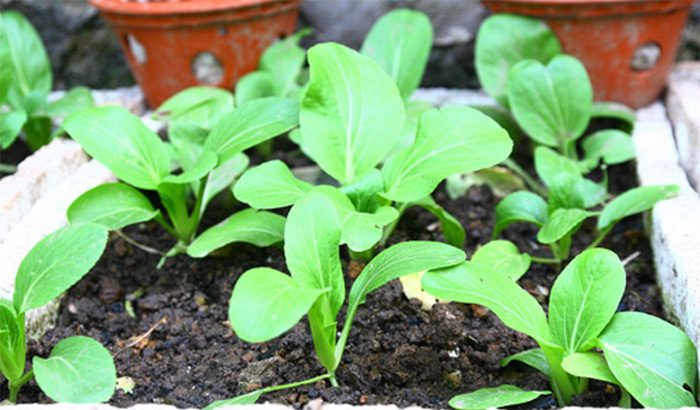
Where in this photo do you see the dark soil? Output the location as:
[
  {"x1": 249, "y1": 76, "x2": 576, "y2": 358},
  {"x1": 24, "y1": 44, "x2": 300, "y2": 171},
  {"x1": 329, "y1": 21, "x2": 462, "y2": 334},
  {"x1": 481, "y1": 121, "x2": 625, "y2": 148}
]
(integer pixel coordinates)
[
  {"x1": 14, "y1": 159, "x2": 662, "y2": 409},
  {"x1": 0, "y1": 140, "x2": 32, "y2": 177}
]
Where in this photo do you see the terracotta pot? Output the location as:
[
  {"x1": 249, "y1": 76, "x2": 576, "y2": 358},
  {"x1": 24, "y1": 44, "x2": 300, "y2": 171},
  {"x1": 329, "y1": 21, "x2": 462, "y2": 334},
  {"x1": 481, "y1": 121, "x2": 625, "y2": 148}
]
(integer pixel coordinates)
[
  {"x1": 90, "y1": 0, "x2": 301, "y2": 107},
  {"x1": 482, "y1": 0, "x2": 694, "y2": 108}
]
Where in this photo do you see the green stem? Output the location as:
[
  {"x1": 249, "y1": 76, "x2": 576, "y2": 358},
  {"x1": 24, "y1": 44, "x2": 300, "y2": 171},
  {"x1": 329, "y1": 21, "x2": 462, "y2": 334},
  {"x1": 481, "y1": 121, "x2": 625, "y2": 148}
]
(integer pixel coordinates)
[
  {"x1": 8, "y1": 370, "x2": 34, "y2": 403},
  {"x1": 0, "y1": 162, "x2": 17, "y2": 174},
  {"x1": 260, "y1": 373, "x2": 333, "y2": 395},
  {"x1": 588, "y1": 226, "x2": 613, "y2": 249},
  {"x1": 157, "y1": 241, "x2": 187, "y2": 269},
  {"x1": 530, "y1": 256, "x2": 561, "y2": 265},
  {"x1": 115, "y1": 230, "x2": 164, "y2": 255},
  {"x1": 348, "y1": 248, "x2": 374, "y2": 261},
  {"x1": 502, "y1": 158, "x2": 547, "y2": 197},
  {"x1": 154, "y1": 213, "x2": 179, "y2": 239},
  {"x1": 378, "y1": 202, "x2": 409, "y2": 246},
  {"x1": 186, "y1": 178, "x2": 208, "y2": 242}
]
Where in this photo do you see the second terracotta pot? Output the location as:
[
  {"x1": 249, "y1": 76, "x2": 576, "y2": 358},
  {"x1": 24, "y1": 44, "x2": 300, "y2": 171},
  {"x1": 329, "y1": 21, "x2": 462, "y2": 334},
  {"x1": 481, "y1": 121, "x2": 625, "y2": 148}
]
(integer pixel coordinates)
[
  {"x1": 90, "y1": 0, "x2": 301, "y2": 107},
  {"x1": 483, "y1": 0, "x2": 694, "y2": 108}
]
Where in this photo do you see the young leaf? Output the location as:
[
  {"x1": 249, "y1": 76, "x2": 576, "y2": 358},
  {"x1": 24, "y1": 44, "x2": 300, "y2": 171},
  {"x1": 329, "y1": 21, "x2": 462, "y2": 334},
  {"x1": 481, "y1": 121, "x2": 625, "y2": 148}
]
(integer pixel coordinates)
[
  {"x1": 548, "y1": 249, "x2": 625, "y2": 352},
  {"x1": 64, "y1": 106, "x2": 171, "y2": 190},
  {"x1": 598, "y1": 185, "x2": 679, "y2": 231},
  {"x1": 23, "y1": 116, "x2": 52, "y2": 151},
  {"x1": 508, "y1": 56, "x2": 593, "y2": 148},
  {"x1": 33, "y1": 336, "x2": 116, "y2": 403},
  {"x1": 0, "y1": 299, "x2": 23, "y2": 382},
  {"x1": 475, "y1": 14, "x2": 561, "y2": 106},
  {"x1": 300, "y1": 42, "x2": 405, "y2": 184},
  {"x1": 228, "y1": 267, "x2": 326, "y2": 343},
  {"x1": 561, "y1": 352, "x2": 618, "y2": 385},
  {"x1": 537, "y1": 208, "x2": 594, "y2": 244},
  {"x1": 493, "y1": 191, "x2": 548, "y2": 238},
  {"x1": 13, "y1": 224, "x2": 107, "y2": 313},
  {"x1": 410, "y1": 196, "x2": 465, "y2": 248},
  {"x1": 46, "y1": 87, "x2": 95, "y2": 118},
  {"x1": 590, "y1": 101, "x2": 635, "y2": 133},
  {"x1": 582, "y1": 129, "x2": 635, "y2": 168},
  {"x1": 201, "y1": 152, "x2": 249, "y2": 211},
  {"x1": 422, "y1": 261, "x2": 549, "y2": 342},
  {"x1": 233, "y1": 160, "x2": 312, "y2": 209},
  {"x1": 0, "y1": 110, "x2": 27, "y2": 149},
  {"x1": 67, "y1": 182, "x2": 158, "y2": 230},
  {"x1": 449, "y1": 385, "x2": 551, "y2": 410},
  {"x1": 471, "y1": 240, "x2": 530, "y2": 281},
  {"x1": 339, "y1": 168, "x2": 385, "y2": 213},
  {"x1": 340, "y1": 207, "x2": 398, "y2": 252},
  {"x1": 259, "y1": 29, "x2": 310, "y2": 97},
  {"x1": 382, "y1": 106, "x2": 512, "y2": 202},
  {"x1": 154, "y1": 86, "x2": 233, "y2": 129},
  {"x1": 162, "y1": 150, "x2": 218, "y2": 184},
  {"x1": 361, "y1": 9, "x2": 433, "y2": 100},
  {"x1": 534, "y1": 147, "x2": 581, "y2": 187},
  {"x1": 235, "y1": 71, "x2": 278, "y2": 106},
  {"x1": 598, "y1": 312, "x2": 697, "y2": 407},
  {"x1": 203, "y1": 390, "x2": 264, "y2": 410},
  {"x1": 186, "y1": 209, "x2": 285, "y2": 258},
  {"x1": 204, "y1": 97, "x2": 299, "y2": 163},
  {"x1": 501, "y1": 348, "x2": 550, "y2": 376}
]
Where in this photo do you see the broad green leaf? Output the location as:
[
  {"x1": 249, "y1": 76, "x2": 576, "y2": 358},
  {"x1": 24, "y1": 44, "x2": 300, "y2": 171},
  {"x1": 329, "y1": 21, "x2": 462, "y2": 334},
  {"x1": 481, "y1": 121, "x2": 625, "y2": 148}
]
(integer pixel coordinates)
[
  {"x1": 471, "y1": 240, "x2": 530, "y2": 281},
  {"x1": 547, "y1": 173, "x2": 586, "y2": 212},
  {"x1": 581, "y1": 129, "x2": 635, "y2": 171},
  {"x1": 154, "y1": 86, "x2": 233, "y2": 129},
  {"x1": 0, "y1": 11, "x2": 52, "y2": 101},
  {"x1": 449, "y1": 385, "x2": 551, "y2": 410},
  {"x1": 14, "y1": 224, "x2": 107, "y2": 313},
  {"x1": 493, "y1": 191, "x2": 548, "y2": 238},
  {"x1": 23, "y1": 115, "x2": 52, "y2": 151},
  {"x1": 300, "y1": 42, "x2": 405, "y2": 184},
  {"x1": 187, "y1": 209, "x2": 285, "y2": 258},
  {"x1": 591, "y1": 101, "x2": 635, "y2": 133},
  {"x1": 285, "y1": 191, "x2": 344, "y2": 317},
  {"x1": 0, "y1": 109, "x2": 27, "y2": 149},
  {"x1": 340, "y1": 206, "x2": 398, "y2": 252},
  {"x1": 233, "y1": 160, "x2": 312, "y2": 209},
  {"x1": 259, "y1": 28, "x2": 310, "y2": 97},
  {"x1": 410, "y1": 196, "x2": 465, "y2": 248},
  {"x1": 33, "y1": 336, "x2": 116, "y2": 403},
  {"x1": 204, "y1": 390, "x2": 264, "y2": 409},
  {"x1": 598, "y1": 185, "x2": 679, "y2": 231},
  {"x1": 534, "y1": 147, "x2": 581, "y2": 187},
  {"x1": 422, "y1": 262, "x2": 549, "y2": 342},
  {"x1": 162, "y1": 150, "x2": 218, "y2": 184},
  {"x1": 67, "y1": 182, "x2": 158, "y2": 230},
  {"x1": 382, "y1": 106, "x2": 512, "y2": 202},
  {"x1": 46, "y1": 87, "x2": 94, "y2": 118},
  {"x1": 0, "y1": 299, "x2": 24, "y2": 382},
  {"x1": 475, "y1": 14, "x2": 561, "y2": 106},
  {"x1": 361, "y1": 9, "x2": 433, "y2": 100},
  {"x1": 235, "y1": 71, "x2": 278, "y2": 105},
  {"x1": 508, "y1": 55, "x2": 592, "y2": 148},
  {"x1": 204, "y1": 97, "x2": 298, "y2": 163},
  {"x1": 394, "y1": 99, "x2": 433, "y2": 152},
  {"x1": 64, "y1": 106, "x2": 171, "y2": 190},
  {"x1": 562, "y1": 352, "x2": 618, "y2": 384},
  {"x1": 537, "y1": 208, "x2": 594, "y2": 244},
  {"x1": 501, "y1": 348, "x2": 550, "y2": 376},
  {"x1": 228, "y1": 267, "x2": 325, "y2": 343},
  {"x1": 549, "y1": 249, "x2": 625, "y2": 352},
  {"x1": 598, "y1": 312, "x2": 697, "y2": 408}
]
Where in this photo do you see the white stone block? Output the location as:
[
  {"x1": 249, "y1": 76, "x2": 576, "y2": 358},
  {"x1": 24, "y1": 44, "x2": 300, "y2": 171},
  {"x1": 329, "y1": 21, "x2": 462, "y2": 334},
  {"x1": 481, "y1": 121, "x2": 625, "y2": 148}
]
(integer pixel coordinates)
[{"x1": 666, "y1": 62, "x2": 700, "y2": 191}]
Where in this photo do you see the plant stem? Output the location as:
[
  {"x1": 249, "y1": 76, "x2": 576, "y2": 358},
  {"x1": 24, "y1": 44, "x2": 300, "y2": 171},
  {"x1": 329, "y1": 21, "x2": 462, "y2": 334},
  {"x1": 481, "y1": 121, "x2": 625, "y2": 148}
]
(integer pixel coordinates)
[
  {"x1": 157, "y1": 241, "x2": 186, "y2": 269},
  {"x1": 587, "y1": 226, "x2": 612, "y2": 249},
  {"x1": 260, "y1": 373, "x2": 333, "y2": 394},
  {"x1": 530, "y1": 256, "x2": 561, "y2": 265},
  {"x1": 115, "y1": 230, "x2": 164, "y2": 255},
  {"x1": 154, "y1": 213, "x2": 179, "y2": 239},
  {"x1": 501, "y1": 158, "x2": 547, "y2": 196},
  {"x1": 0, "y1": 162, "x2": 17, "y2": 174},
  {"x1": 8, "y1": 370, "x2": 34, "y2": 403},
  {"x1": 378, "y1": 202, "x2": 409, "y2": 246}
]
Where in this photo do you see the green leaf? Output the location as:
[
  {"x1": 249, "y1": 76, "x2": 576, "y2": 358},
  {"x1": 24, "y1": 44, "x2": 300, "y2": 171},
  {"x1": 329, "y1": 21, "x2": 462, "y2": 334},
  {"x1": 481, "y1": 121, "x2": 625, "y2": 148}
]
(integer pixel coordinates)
[
  {"x1": 508, "y1": 55, "x2": 592, "y2": 148},
  {"x1": 259, "y1": 28, "x2": 310, "y2": 97},
  {"x1": 534, "y1": 147, "x2": 581, "y2": 187},
  {"x1": 598, "y1": 185, "x2": 679, "y2": 231},
  {"x1": 537, "y1": 208, "x2": 594, "y2": 244},
  {"x1": 446, "y1": 167, "x2": 526, "y2": 200},
  {"x1": 422, "y1": 262, "x2": 549, "y2": 342},
  {"x1": 449, "y1": 385, "x2": 551, "y2": 410},
  {"x1": 598, "y1": 312, "x2": 697, "y2": 408},
  {"x1": 235, "y1": 71, "x2": 278, "y2": 105},
  {"x1": 233, "y1": 160, "x2": 312, "y2": 209},
  {"x1": 562, "y1": 352, "x2": 618, "y2": 385},
  {"x1": 23, "y1": 115, "x2": 52, "y2": 151},
  {"x1": 46, "y1": 87, "x2": 95, "y2": 118},
  {"x1": 300, "y1": 42, "x2": 405, "y2": 184},
  {"x1": 0, "y1": 299, "x2": 24, "y2": 382},
  {"x1": 339, "y1": 168, "x2": 385, "y2": 213},
  {"x1": 14, "y1": 223, "x2": 107, "y2": 313},
  {"x1": 228, "y1": 267, "x2": 325, "y2": 343},
  {"x1": 187, "y1": 209, "x2": 285, "y2": 258},
  {"x1": 546, "y1": 173, "x2": 586, "y2": 211},
  {"x1": 154, "y1": 86, "x2": 233, "y2": 130},
  {"x1": 493, "y1": 191, "x2": 548, "y2": 238},
  {"x1": 200, "y1": 153, "x2": 249, "y2": 213},
  {"x1": 548, "y1": 249, "x2": 625, "y2": 352},
  {"x1": 162, "y1": 149, "x2": 218, "y2": 184},
  {"x1": 64, "y1": 106, "x2": 171, "y2": 190},
  {"x1": 361, "y1": 9, "x2": 433, "y2": 100},
  {"x1": 204, "y1": 97, "x2": 298, "y2": 163},
  {"x1": 0, "y1": 11, "x2": 52, "y2": 101},
  {"x1": 382, "y1": 106, "x2": 512, "y2": 202},
  {"x1": 581, "y1": 129, "x2": 635, "y2": 171},
  {"x1": 475, "y1": 14, "x2": 561, "y2": 106},
  {"x1": 67, "y1": 182, "x2": 158, "y2": 230},
  {"x1": 501, "y1": 348, "x2": 550, "y2": 376},
  {"x1": 203, "y1": 390, "x2": 264, "y2": 409},
  {"x1": 33, "y1": 336, "x2": 116, "y2": 403},
  {"x1": 590, "y1": 102, "x2": 635, "y2": 133},
  {"x1": 340, "y1": 206, "x2": 398, "y2": 252},
  {"x1": 0, "y1": 109, "x2": 27, "y2": 149},
  {"x1": 471, "y1": 240, "x2": 530, "y2": 281},
  {"x1": 410, "y1": 196, "x2": 465, "y2": 248}
]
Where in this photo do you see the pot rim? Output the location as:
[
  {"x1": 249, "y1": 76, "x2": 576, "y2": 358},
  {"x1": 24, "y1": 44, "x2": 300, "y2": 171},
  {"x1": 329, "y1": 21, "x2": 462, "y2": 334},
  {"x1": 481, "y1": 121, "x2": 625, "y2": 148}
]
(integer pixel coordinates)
[
  {"x1": 89, "y1": 0, "x2": 297, "y2": 15},
  {"x1": 482, "y1": 0, "x2": 694, "y2": 17}
]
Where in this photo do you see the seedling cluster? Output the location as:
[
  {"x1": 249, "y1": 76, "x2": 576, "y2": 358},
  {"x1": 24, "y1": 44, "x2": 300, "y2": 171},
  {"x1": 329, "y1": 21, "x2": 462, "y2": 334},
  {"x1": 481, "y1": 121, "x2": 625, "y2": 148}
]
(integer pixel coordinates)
[{"x1": 0, "y1": 7, "x2": 695, "y2": 409}]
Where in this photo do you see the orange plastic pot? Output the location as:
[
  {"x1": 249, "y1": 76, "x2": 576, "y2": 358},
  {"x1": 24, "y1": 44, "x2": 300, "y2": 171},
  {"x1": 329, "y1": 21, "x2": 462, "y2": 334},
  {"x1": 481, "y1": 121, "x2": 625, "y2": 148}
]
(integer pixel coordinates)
[
  {"x1": 90, "y1": 0, "x2": 301, "y2": 107},
  {"x1": 482, "y1": 0, "x2": 694, "y2": 108}
]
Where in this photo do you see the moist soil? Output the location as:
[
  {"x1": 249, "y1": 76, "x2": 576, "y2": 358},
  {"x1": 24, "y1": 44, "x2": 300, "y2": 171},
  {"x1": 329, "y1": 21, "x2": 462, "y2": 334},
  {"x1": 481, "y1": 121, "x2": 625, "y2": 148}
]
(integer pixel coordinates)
[{"x1": 15, "y1": 158, "x2": 663, "y2": 409}]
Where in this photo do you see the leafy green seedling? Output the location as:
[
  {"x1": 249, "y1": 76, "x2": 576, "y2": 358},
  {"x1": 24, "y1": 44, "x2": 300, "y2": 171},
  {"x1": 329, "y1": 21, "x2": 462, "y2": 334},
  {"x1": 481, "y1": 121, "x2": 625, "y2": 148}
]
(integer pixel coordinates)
[
  {"x1": 64, "y1": 95, "x2": 297, "y2": 264},
  {"x1": 234, "y1": 41, "x2": 512, "y2": 258},
  {"x1": 0, "y1": 223, "x2": 116, "y2": 403},
  {"x1": 423, "y1": 248, "x2": 698, "y2": 408},
  {"x1": 0, "y1": 11, "x2": 95, "y2": 168},
  {"x1": 205, "y1": 190, "x2": 465, "y2": 408}
]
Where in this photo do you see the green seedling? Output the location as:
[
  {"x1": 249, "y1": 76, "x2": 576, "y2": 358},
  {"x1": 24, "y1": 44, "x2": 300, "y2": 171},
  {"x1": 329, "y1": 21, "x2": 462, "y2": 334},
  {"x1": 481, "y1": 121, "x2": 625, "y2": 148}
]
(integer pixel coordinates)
[
  {"x1": 205, "y1": 190, "x2": 466, "y2": 408},
  {"x1": 0, "y1": 223, "x2": 116, "y2": 403},
  {"x1": 423, "y1": 248, "x2": 698, "y2": 408}
]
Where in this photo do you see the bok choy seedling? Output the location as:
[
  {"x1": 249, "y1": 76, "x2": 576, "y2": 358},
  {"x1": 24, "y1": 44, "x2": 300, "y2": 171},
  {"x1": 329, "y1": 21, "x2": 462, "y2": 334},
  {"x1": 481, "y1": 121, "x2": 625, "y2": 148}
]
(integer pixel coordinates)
[
  {"x1": 205, "y1": 190, "x2": 466, "y2": 408},
  {"x1": 0, "y1": 223, "x2": 116, "y2": 403},
  {"x1": 423, "y1": 248, "x2": 698, "y2": 408}
]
